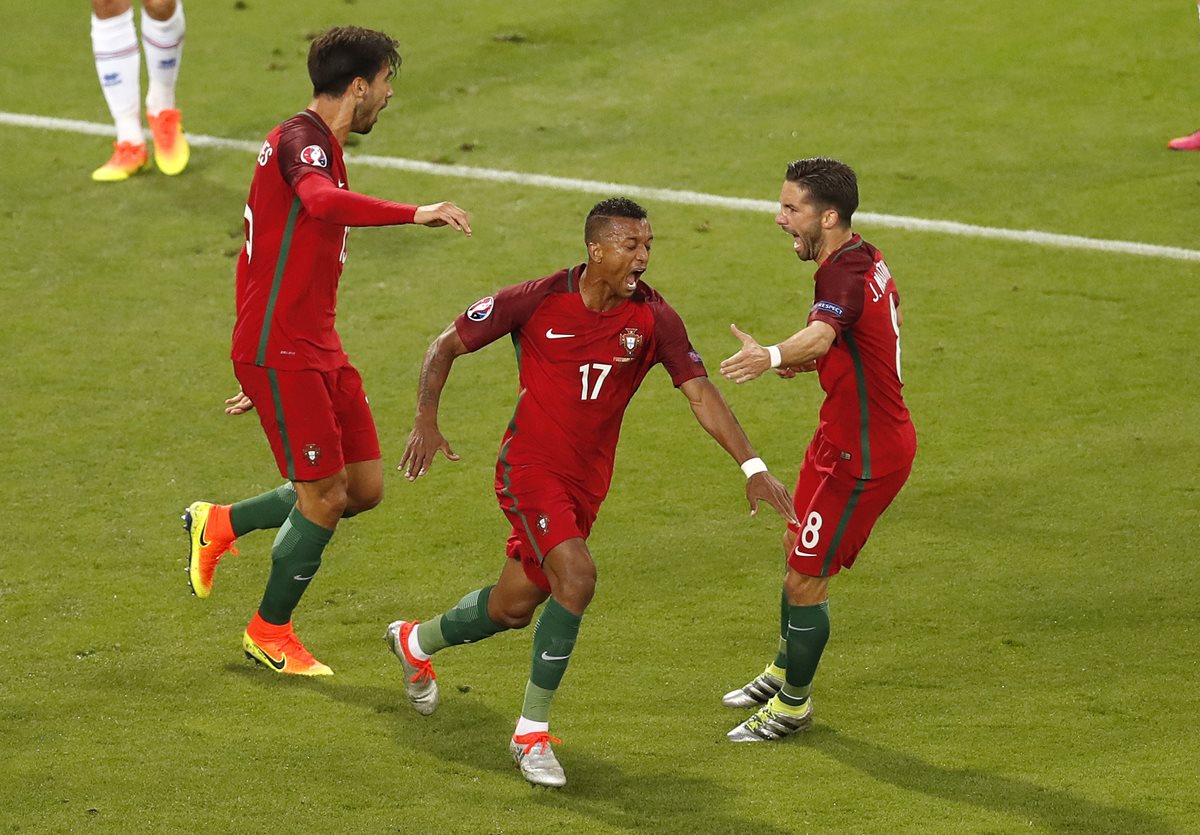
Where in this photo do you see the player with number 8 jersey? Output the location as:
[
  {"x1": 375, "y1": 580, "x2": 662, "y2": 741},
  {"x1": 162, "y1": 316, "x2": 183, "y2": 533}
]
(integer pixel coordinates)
[{"x1": 719, "y1": 158, "x2": 916, "y2": 743}]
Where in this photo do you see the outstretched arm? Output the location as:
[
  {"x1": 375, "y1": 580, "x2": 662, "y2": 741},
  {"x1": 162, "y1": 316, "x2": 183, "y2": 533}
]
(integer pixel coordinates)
[
  {"x1": 399, "y1": 323, "x2": 471, "y2": 481},
  {"x1": 678, "y1": 376, "x2": 797, "y2": 524},
  {"x1": 294, "y1": 174, "x2": 472, "y2": 234},
  {"x1": 719, "y1": 321, "x2": 836, "y2": 384}
]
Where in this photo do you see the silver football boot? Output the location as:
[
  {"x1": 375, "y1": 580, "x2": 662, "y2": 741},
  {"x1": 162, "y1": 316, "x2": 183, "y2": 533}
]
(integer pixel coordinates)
[
  {"x1": 510, "y1": 732, "x2": 567, "y2": 788},
  {"x1": 727, "y1": 697, "x2": 813, "y2": 742},
  {"x1": 721, "y1": 669, "x2": 784, "y2": 708},
  {"x1": 384, "y1": 620, "x2": 439, "y2": 716}
]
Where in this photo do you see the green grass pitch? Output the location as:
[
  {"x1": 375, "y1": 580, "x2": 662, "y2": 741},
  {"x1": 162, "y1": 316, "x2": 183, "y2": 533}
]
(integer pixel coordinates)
[{"x1": 1, "y1": 1, "x2": 1198, "y2": 832}]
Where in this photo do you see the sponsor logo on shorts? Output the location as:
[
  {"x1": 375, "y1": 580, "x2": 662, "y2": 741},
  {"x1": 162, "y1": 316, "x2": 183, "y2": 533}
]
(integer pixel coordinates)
[
  {"x1": 466, "y1": 296, "x2": 494, "y2": 322},
  {"x1": 303, "y1": 444, "x2": 321, "y2": 465},
  {"x1": 299, "y1": 144, "x2": 328, "y2": 167},
  {"x1": 813, "y1": 300, "x2": 844, "y2": 317}
]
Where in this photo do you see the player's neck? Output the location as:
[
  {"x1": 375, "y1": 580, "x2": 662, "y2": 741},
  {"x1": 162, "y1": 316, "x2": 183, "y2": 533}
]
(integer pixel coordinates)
[
  {"x1": 818, "y1": 229, "x2": 855, "y2": 264},
  {"x1": 578, "y1": 267, "x2": 625, "y2": 312},
  {"x1": 307, "y1": 96, "x2": 353, "y2": 145}
]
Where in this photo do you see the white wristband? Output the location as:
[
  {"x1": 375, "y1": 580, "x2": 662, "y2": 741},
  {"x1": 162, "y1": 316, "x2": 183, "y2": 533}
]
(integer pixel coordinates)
[
  {"x1": 766, "y1": 345, "x2": 782, "y2": 368},
  {"x1": 740, "y1": 457, "x2": 768, "y2": 478}
]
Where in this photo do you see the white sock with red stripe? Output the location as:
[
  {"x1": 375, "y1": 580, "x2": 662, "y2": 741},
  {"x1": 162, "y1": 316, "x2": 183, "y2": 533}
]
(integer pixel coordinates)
[
  {"x1": 140, "y1": 1, "x2": 185, "y2": 116},
  {"x1": 91, "y1": 9, "x2": 143, "y2": 145}
]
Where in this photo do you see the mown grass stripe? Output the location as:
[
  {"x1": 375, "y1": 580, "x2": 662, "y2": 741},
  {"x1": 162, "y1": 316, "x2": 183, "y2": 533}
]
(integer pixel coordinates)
[{"x1": 5, "y1": 110, "x2": 1200, "y2": 262}]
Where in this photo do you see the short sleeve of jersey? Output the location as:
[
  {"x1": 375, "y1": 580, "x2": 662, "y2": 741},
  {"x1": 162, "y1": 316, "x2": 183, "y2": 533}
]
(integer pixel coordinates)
[
  {"x1": 454, "y1": 272, "x2": 565, "y2": 352},
  {"x1": 808, "y1": 255, "x2": 866, "y2": 338},
  {"x1": 650, "y1": 300, "x2": 707, "y2": 387},
  {"x1": 276, "y1": 116, "x2": 336, "y2": 189}
]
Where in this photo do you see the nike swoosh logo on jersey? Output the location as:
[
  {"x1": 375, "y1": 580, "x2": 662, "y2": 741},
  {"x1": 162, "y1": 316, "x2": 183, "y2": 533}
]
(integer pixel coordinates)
[
  {"x1": 540, "y1": 651, "x2": 571, "y2": 661},
  {"x1": 788, "y1": 625, "x2": 817, "y2": 632},
  {"x1": 545, "y1": 329, "x2": 576, "y2": 339},
  {"x1": 294, "y1": 574, "x2": 315, "y2": 582}
]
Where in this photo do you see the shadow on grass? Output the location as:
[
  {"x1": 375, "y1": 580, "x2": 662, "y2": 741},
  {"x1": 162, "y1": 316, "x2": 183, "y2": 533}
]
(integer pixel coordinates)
[
  {"x1": 313, "y1": 677, "x2": 792, "y2": 834},
  {"x1": 812, "y1": 727, "x2": 1179, "y2": 834}
]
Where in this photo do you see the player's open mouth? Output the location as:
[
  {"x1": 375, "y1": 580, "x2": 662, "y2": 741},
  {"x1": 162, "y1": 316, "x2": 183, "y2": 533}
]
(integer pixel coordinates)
[{"x1": 626, "y1": 270, "x2": 645, "y2": 288}]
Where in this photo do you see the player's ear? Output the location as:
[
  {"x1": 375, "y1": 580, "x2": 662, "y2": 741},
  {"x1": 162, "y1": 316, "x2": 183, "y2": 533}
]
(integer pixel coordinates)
[{"x1": 586, "y1": 241, "x2": 603, "y2": 264}]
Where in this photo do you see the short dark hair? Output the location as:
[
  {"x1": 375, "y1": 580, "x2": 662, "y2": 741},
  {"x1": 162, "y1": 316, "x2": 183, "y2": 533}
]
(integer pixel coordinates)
[
  {"x1": 585, "y1": 197, "x2": 648, "y2": 244},
  {"x1": 785, "y1": 157, "x2": 858, "y2": 225},
  {"x1": 308, "y1": 26, "x2": 401, "y2": 97}
]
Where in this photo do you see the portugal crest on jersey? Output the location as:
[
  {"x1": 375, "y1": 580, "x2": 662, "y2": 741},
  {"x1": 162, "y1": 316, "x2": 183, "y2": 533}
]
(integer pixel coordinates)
[{"x1": 618, "y1": 327, "x2": 642, "y2": 356}]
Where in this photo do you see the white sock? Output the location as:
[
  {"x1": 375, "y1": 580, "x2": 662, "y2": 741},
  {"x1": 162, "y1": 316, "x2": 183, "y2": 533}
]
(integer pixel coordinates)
[
  {"x1": 140, "y1": 1, "x2": 185, "y2": 115},
  {"x1": 514, "y1": 717, "x2": 549, "y2": 737},
  {"x1": 91, "y1": 9, "x2": 143, "y2": 145},
  {"x1": 406, "y1": 625, "x2": 430, "y2": 661}
]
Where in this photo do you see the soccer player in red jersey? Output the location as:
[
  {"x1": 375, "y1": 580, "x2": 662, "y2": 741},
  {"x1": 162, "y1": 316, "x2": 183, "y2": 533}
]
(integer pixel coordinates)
[
  {"x1": 719, "y1": 158, "x2": 917, "y2": 741},
  {"x1": 181, "y1": 27, "x2": 472, "y2": 676},
  {"x1": 384, "y1": 198, "x2": 796, "y2": 786}
]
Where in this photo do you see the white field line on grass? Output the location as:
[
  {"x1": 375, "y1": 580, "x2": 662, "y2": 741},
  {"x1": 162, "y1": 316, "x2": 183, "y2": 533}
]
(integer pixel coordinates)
[{"x1": 5, "y1": 110, "x2": 1199, "y2": 263}]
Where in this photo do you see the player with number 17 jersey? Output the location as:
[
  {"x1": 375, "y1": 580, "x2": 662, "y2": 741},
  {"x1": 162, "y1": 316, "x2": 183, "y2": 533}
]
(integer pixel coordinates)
[{"x1": 455, "y1": 263, "x2": 706, "y2": 505}]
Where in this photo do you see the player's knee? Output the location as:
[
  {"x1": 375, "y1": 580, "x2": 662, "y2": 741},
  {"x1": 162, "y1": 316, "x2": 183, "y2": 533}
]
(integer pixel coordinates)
[
  {"x1": 93, "y1": 0, "x2": 133, "y2": 17},
  {"x1": 552, "y1": 572, "x2": 596, "y2": 613},
  {"x1": 491, "y1": 605, "x2": 535, "y2": 630},
  {"x1": 345, "y1": 483, "x2": 383, "y2": 516},
  {"x1": 784, "y1": 570, "x2": 828, "y2": 607},
  {"x1": 302, "y1": 474, "x2": 349, "y2": 522},
  {"x1": 140, "y1": 0, "x2": 176, "y2": 21}
]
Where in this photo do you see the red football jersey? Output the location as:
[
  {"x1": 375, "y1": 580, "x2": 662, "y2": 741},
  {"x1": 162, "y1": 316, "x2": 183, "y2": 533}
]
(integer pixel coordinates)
[
  {"x1": 231, "y1": 110, "x2": 351, "y2": 370},
  {"x1": 455, "y1": 265, "x2": 707, "y2": 501},
  {"x1": 807, "y1": 234, "x2": 917, "y2": 479}
]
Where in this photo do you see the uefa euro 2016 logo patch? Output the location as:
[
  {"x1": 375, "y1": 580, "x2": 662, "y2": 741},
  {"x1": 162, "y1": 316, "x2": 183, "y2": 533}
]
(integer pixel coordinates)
[
  {"x1": 299, "y1": 144, "x2": 328, "y2": 168},
  {"x1": 466, "y1": 296, "x2": 495, "y2": 321}
]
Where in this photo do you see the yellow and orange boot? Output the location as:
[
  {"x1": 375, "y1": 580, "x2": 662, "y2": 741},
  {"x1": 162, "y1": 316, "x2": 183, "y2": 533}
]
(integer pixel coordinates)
[
  {"x1": 243, "y1": 613, "x2": 333, "y2": 676},
  {"x1": 147, "y1": 108, "x2": 189, "y2": 175},
  {"x1": 181, "y1": 501, "x2": 238, "y2": 598},
  {"x1": 91, "y1": 141, "x2": 150, "y2": 182}
]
